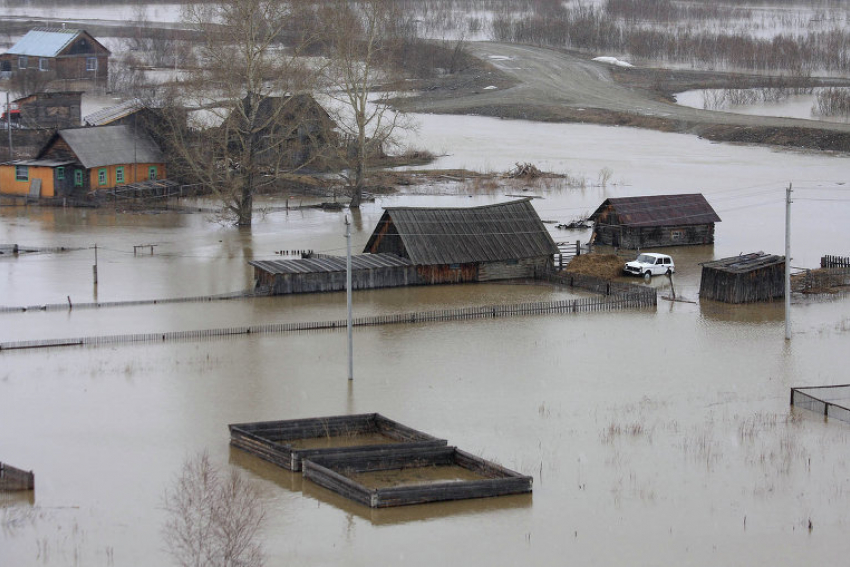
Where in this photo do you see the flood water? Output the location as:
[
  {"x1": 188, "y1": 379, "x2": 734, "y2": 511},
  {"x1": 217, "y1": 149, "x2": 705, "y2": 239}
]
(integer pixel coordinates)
[{"x1": 3, "y1": 114, "x2": 850, "y2": 566}]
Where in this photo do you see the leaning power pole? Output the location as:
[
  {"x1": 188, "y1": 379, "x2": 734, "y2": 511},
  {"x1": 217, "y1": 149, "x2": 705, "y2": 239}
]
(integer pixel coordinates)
[{"x1": 785, "y1": 183, "x2": 792, "y2": 341}]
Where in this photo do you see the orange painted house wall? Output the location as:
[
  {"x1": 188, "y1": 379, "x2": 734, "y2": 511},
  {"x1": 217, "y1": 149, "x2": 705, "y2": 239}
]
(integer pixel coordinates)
[
  {"x1": 0, "y1": 165, "x2": 56, "y2": 197},
  {"x1": 87, "y1": 163, "x2": 166, "y2": 190}
]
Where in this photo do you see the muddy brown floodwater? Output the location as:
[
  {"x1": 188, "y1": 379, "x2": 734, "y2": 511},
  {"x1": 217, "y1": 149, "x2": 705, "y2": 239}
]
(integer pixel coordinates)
[{"x1": 2, "y1": 115, "x2": 850, "y2": 567}]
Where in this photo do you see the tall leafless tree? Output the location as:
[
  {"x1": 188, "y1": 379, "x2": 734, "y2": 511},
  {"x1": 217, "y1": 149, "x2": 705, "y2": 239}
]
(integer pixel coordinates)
[
  {"x1": 157, "y1": 0, "x2": 324, "y2": 226},
  {"x1": 320, "y1": 0, "x2": 413, "y2": 208}
]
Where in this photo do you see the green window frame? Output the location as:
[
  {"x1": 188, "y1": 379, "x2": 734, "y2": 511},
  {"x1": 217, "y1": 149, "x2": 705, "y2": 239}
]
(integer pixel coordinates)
[
  {"x1": 56, "y1": 166, "x2": 65, "y2": 180},
  {"x1": 74, "y1": 170, "x2": 83, "y2": 187},
  {"x1": 98, "y1": 168, "x2": 107, "y2": 186},
  {"x1": 115, "y1": 167, "x2": 125, "y2": 184},
  {"x1": 15, "y1": 165, "x2": 28, "y2": 181},
  {"x1": 148, "y1": 166, "x2": 158, "y2": 180}
]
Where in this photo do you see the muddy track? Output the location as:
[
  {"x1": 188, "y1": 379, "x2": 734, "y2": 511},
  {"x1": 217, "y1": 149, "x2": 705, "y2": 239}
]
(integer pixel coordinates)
[{"x1": 398, "y1": 42, "x2": 850, "y2": 153}]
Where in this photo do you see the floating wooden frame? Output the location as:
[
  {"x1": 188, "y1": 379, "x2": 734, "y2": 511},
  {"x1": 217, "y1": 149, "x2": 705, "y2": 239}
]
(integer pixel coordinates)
[
  {"x1": 302, "y1": 446, "x2": 533, "y2": 508},
  {"x1": 229, "y1": 413, "x2": 447, "y2": 472}
]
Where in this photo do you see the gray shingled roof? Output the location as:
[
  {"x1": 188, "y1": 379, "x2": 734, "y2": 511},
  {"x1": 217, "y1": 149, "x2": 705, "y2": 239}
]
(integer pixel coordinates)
[
  {"x1": 57, "y1": 125, "x2": 163, "y2": 169},
  {"x1": 6, "y1": 28, "x2": 83, "y2": 58},
  {"x1": 364, "y1": 199, "x2": 559, "y2": 265},
  {"x1": 250, "y1": 253, "x2": 412, "y2": 275},
  {"x1": 590, "y1": 193, "x2": 721, "y2": 227}
]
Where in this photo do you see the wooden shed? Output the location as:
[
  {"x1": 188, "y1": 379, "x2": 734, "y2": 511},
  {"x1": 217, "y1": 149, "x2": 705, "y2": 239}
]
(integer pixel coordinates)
[
  {"x1": 363, "y1": 199, "x2": 559, "y2": 283},
  {"x1": 0, "y1": 28, "x2": 109, "y2": 87},
  {"x1": 699, "y1": 253, "x2": 785, "y2": 303},
  {"x1": 590, "y1": 193, "x2": 720, "y2": 249},
  {"x1": 250, "y1": 253, "x2": 415, "y2": 295}
]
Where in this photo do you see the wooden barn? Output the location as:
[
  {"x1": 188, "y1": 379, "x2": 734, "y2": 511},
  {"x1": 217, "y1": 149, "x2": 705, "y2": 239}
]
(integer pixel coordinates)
[
  {"x1": 699, "y1": 253, "x2": 785, "y2": 303},
  {"x1": 590, "y1": 193, "x2": 720, "y2": 249},
  {"x1": 363, "y1": 199, "x2": 559, "y2": 283},
  {"x1": 0, "y1": 28, "x2": 109, "y2": 87}
]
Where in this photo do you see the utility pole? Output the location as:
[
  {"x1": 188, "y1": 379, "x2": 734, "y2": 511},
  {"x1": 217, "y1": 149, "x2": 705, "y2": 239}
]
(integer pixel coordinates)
[
  {"x1": 93, "y1": 243, "x2": 99, "y2": 285},
  {"x1": 345, "y1": 216, "x2": 353, "y2": 381},
  {"x1": 785, "y1": 183, "x2": 792, "y2": 341},
  {"x1": 6, "y1": 91, "x2": 12, "y2": 158}
]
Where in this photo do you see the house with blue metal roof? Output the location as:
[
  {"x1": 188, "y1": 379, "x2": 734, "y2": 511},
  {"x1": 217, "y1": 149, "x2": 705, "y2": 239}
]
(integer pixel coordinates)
[{"x1": 0, "y1": 28, "x2": 109, "y2": 87}]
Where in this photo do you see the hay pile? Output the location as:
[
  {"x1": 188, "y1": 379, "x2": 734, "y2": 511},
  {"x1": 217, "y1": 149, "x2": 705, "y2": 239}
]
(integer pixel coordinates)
[{"x1": 564, "y1": 254, "x2": 624, "y2": 279}]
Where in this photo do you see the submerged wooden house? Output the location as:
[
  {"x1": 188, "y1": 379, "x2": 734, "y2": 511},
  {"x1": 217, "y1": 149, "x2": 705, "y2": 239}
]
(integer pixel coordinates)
[
  {"x1": 699, "y1": 253, "x2": 785, "y2": 303},
  {"x1": 590, "y1": 194, "x2": 720, "y2": 249},
  {"x1": 363, "y1": 199, "x2": 559, "y2": 283}
]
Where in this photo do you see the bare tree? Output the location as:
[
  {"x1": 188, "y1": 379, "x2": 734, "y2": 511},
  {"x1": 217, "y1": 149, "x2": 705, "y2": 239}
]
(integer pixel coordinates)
[
  {"x1": 320, "y1": 0, "x2": 413, "y2": 208},
  {"x1": 8, "y1": 68, "x2": 56, "y2": 99},
  {"x1": 158, "y1": 0, "x2": 325, "y2": 226},
  {"x1": 162, "y1": 452, "x2": 265, "y2": 567}
]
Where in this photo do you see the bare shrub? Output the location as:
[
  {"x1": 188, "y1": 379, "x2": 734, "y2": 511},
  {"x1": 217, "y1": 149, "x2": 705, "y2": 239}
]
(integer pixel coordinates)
[
  {"x1": 814, "y1": 87, "x2": 850, "y2": 118},
  {"x1": 162, "y1": 452, "x2": 265, "y2": 567}
]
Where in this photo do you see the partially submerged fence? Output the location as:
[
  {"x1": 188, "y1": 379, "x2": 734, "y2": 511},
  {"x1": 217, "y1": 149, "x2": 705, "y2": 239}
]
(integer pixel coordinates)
[
  {"x1": 791, "y1": 385, "x2": 850, "y2": 424},
  {"x1": 0, "y1": 462, "x2": 34, "y2": 491},
  {"x1": 0, "y1": 291, "x2": 655, "y2": 351},
  {"x1": 0, "y1": 291, "x2": 253, "y2": 314}
]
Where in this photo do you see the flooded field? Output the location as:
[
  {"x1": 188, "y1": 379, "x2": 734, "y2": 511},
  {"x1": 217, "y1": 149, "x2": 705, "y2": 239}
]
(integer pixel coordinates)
[{"x1": 2, "y1": 114, "x2": 850, "y2": 566}]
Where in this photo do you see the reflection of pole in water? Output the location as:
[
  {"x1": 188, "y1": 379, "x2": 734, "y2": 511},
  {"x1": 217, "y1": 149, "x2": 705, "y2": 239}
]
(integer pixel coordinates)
[
  {"x1": 785, "y1": 183, "x2": 792, "y2": 341},
  {"x1": 93, "y1": 244, "x2": 98, "y2": 286}
]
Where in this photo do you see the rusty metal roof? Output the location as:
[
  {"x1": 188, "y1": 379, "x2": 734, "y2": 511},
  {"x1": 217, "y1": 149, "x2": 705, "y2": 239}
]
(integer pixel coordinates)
[
  {"x1": 701, "y1": 253, "x2": 784, "y2": 274},
  {"x1": 590, "y1": 193, "x2": 721, "y2": 227},
  {"x1": 250, "y1": 253, "x2": 412, "y2": 275},
  {"x1": 364, "y1": 199, "x2": 559, "y2": 265}
]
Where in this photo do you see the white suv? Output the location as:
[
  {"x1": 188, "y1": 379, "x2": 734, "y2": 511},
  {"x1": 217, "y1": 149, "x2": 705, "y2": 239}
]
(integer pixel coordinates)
[{"x1": 624, "y1": 253, "x2": 675, "y2": 278}]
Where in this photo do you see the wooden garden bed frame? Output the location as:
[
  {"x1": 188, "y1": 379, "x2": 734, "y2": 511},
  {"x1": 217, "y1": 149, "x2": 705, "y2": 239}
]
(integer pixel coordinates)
[
  {"x1": 229, "y1": 413, "x2": 447, "y2": 471},
  {"x1": 302, "y1": 446, "x2": 533, "y2": 508}
]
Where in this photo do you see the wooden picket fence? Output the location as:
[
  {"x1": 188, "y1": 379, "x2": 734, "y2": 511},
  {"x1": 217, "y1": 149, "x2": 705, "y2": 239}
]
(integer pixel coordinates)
[
  {"x1": 0, "y1": 291, "x2": 655, "y2": 351},
  {"x1": 821, "y1": 255, "x2": 850, "y2": 269}
]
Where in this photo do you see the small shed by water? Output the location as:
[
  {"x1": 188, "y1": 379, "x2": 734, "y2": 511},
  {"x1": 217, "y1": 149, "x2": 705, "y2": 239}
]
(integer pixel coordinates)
[
  {"x1": 590, "y1": 193, "x2": 720, "y2": 249},
  {"x1": 699, "y1": 253, "x2": 785, "y2": 303}
]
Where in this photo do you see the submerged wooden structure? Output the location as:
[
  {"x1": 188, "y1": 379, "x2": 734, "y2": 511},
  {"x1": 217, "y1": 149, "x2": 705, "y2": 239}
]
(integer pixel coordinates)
[
  {"x1": 250, "y1": 199, "x2": 559, "y2": 295},
  {"x1": 0, "y1": 462, "x2": 34, "y2": 491},
  {"x1": 364, "y1": 198, "x2": 559, "y2": 283},
  {"x1": 229, "y1": 413, "x2": 447, "y2": 472},
  {"x1": 230, "y1": 413, "x2": 533, "y2": 508},
  {"x1": 302, "y1": 446, "x2": 533, "y2": 508},
  {"x1": 699, "y1": 253, "x2": 785, "y2": 303},
  {"x1": 589, "y1": 193, "x2": 720, "y2": 249},
  {"x1": 250, "y1": 253, "x2": 414, "y2": 295}
]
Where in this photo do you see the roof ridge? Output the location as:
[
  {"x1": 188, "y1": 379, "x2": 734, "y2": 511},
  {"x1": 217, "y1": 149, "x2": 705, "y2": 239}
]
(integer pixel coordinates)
[{"x1": 383, "y1": 198, "x2": 532, "y2": 212}]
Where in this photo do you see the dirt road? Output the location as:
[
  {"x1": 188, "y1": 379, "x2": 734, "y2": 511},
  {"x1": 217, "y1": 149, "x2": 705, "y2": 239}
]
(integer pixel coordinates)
[{"x1": 400, "y1": 42, "x2": 850, "y2": 153}]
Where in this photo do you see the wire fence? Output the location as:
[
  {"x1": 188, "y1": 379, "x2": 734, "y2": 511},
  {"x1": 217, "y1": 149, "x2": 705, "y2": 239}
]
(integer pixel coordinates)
[
  {"x1": 791, "y1": 385, "x2": 850, "y2": 424},
  {"x1": 0, "y1": 292, "x2": 655, "y2": 351}
]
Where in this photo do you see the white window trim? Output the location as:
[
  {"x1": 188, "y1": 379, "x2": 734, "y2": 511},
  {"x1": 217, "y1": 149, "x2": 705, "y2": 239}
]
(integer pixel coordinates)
[
  {"x1": 86, "y1": 57, "x2": 97, "y2": 71},
  {"x1": 18, "y1": 56, "x2": 27, "y2": 69},
  {"x1": 39, "y1": 58, "x2": 49, "y2": 71}
]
